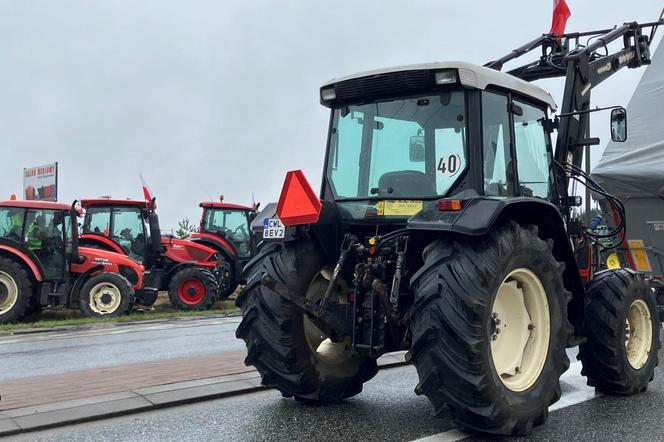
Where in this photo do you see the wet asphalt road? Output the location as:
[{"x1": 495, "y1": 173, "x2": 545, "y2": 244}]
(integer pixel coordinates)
[
  {"x1": 9, "y1": 336, "x2": 664, "y2": 442},
  {"x1": 0, "y1": 316, "x2": 243, "y2": 381}
]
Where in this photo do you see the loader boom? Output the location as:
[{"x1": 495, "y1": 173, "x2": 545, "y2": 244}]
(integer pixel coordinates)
[{"x1": 487, "y1": 20, "x2": 663, "y2": 221}]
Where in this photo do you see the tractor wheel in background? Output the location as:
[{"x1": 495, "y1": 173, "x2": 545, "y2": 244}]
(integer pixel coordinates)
[
  {"x1": 168, "y1": 267, "x2": 218, "y2": 310},
  {"x1": 23, "y1": 294, "x2": 43, "y2": 321},
  {"x1": 217, "y1": 257, "x2": 237, "y2": 299},
  {"x1": 236, "y1": 240, "x2": 378, "y2": 402},
  {"x1": 0, "y1": 257, "x2": 31, "y2": 323},
  {"x1": 578, "y1": 269, "x2": 660, "y2": 394},
  {"x1": 79, "y1": 273, "x2": 134, "y2": 317},
  {"x1": 409, "y1": 222, "x2": 571, "y2": 436}
]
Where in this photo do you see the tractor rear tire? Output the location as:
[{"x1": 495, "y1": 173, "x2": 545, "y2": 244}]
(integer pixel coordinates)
[
  {"x1": 409, "y1": 223, "x2": 571, "y2": 436},
  {"x1": 236, "y1": 240, "x2": 378, "y2": 402},
  {"x1": 168, "y1": 267, "x2": 218, "y2": 310},
  {"x1": 0, "y1": 257, "x2": 31, "y2": 323},
  {"x1": 578, "y1": 269, "x2": 660, "y2": 394},
  {"x1": 79, "y1": 273, "x2": 134, "y2": 317}
]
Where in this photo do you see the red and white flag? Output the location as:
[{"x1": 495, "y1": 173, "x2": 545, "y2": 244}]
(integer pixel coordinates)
[
  {"x1": 140, "y1": 174, "x2": 154, "y2": 205},
  {"x1": 550, "y1": 0, "x2": 571, "y2": 38},
  {"x1": 251, "y1": 192, "x2": 257, "y2": 210}
]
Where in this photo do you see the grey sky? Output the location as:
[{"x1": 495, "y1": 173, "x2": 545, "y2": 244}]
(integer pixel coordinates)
[{"x1": 0, "y1": 0, "x2": 661, "y2": 228}]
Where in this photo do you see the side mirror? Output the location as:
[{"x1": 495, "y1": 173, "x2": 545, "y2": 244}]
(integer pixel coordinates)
[
  {"x1": 610, "y1": 107, "x2": 627, "y2": 142},
  {"x1": 409, "y1": 136, "x2": 425, "y2": 162},
  {"x1": 148, "y1": 212, "x2": 163, "y2": 254}
]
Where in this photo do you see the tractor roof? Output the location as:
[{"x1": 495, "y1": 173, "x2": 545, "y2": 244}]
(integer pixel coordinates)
[
  {"x1": 0, "y1": 200, "x2": 71, "y2": 211},
  {"x1": 200, "y1": 202, "x2": 253, "y2": 211},
  {"x1": 320, "y1": 61, "x2": 557, "y2": 111},
  {"x1": 80, "y1": 198, "x2": 149, "y2": 209}
]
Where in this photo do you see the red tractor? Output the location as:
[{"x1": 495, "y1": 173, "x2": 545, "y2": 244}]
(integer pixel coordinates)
[
  {"x1": 79, "y1": 198, "x2": 221, "y2": 310},
  {"x1": 188, "y1": 198, "x2": 257, "y2": 297},
  {"x1": 0, "y1": 200, "x2": 145, "y2": 322}
]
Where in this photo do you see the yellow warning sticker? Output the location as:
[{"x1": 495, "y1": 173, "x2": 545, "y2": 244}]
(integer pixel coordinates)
[
  {"x1": 628, "y1": 239, "x2": 652, "y2": 273},
  {"x1": 606, "y1": 253, "x2": 621, "y2": 269},
  {"x1": 376, "y1": 200, "x2": 423, "y2": 216}
]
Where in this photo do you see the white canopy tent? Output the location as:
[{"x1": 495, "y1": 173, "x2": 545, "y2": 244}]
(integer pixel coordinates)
[{"x1": 592, "y1": 45, "x2": 664, "y2": 198}]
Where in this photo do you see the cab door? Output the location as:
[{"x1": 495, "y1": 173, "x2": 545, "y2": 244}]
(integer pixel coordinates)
[{"x1": 23, "y1": 209, "x2": 66, "y2": 280}]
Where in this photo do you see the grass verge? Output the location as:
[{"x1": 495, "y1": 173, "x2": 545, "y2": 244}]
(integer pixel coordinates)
[{"x1": 0, "y1": 299, "x2": 239, "y2": 332}]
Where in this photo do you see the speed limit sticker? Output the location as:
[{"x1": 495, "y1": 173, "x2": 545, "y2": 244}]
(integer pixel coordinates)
[{"x1": 437, "y1": 154, "x2": 461, "y2": 177}]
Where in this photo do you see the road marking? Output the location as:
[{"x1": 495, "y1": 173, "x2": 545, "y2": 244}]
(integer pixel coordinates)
[
  {"x1": 412, "y1": 429, "x2": 468, "y2": 442},
  {"x1": 410, "y1": 361, "x2": 599, "y2": 442}
]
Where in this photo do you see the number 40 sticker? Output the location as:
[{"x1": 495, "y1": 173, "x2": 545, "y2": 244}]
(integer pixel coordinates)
[{"x1": 437, "y1": 154, "x2": 461, "y2": 177}]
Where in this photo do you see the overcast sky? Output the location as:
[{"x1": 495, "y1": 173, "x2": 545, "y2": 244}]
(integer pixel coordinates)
[{"x1": 0, "y1": 0, "x2": 661, "y2": 228}]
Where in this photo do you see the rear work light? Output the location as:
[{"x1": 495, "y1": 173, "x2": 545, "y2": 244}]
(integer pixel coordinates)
[
  {"x1": 320, "y1": 87, "x2": 336, "y2": 101},
  {"x1": 437, "y1": 199, "x2": 463, "y2": 211},
  {"x1": 434, "y1": 70, "x2": 458, "y2": 85}
]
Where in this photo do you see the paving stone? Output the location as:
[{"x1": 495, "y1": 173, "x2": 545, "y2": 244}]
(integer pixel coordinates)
[
  {"x1": 143, "y1": 380, "x2": 261, "y2": 406},
  {"x1": 12, "y1": 397, "x2": 153, "y2": 431}
]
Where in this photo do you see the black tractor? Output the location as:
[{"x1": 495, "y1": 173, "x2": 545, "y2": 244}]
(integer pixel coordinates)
[{"x1": 236, "y1": 19, "x2": 664, "y2": 436}]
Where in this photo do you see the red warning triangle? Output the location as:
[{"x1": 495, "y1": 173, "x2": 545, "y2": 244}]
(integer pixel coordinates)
[{"x1": 276, "y1": 170, "x2": 322, "y2": 226}]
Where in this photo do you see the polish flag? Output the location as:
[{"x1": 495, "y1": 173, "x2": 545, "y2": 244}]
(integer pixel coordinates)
[
  {"x1": 251, "y1": 192, "x2": 257, "y2": 210},
  {"x1": 140, "y1": 174, "x2": 154, "y2": 206},
  {"x1": 550, "y1": 0, "x2": 571, "y2": 38}
]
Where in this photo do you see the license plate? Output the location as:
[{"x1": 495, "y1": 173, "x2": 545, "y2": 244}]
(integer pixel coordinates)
[{"x1": 263, "y1": 217, "x2": 285, "y2": 239}]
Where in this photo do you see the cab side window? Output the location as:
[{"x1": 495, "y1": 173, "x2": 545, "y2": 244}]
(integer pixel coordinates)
[
  {"x1": 0, "y1": 208, "x2": 25, "y2": 242},
  {"x1": 84, "y1": 207, "x2": 111, "y2": 236},
  {"x1": 482, "y1": 92, "x2": 514, "y2": 196},
  {"x1": 512, "y1": 100, "x2": 552, "y2": 199}
]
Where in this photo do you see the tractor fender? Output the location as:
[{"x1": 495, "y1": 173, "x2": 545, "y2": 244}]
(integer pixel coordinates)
[
  {"x1": 70, "y1": 265, "x2": 105, "y2": 303},
  {"x1": 408, "y1": 197, "x2": 585, "y2": 333},
  {"x1": 162, "y1": 237, "x2": 218, "y2": 265},
  {"x1": 0, "y1": 244, "x2": 44, "y2": 282},
  {"x1": 189, "y1": 233, "x2": 238, "y2": 259},
  {"x1": 79, "y1": 234, "x2": 125, "y2": 255},
  {"x1": 73, "y1": 247, "x2": 145, "y2": 290}
]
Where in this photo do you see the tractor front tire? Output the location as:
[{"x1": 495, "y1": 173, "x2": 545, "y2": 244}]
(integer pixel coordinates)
[
  {"x1": 0, "y1": 257, "x2": 31, "y2": 323},
  {"x1": 409, "y1": 223, "x2": 571, "y2": 436},
  {"x1": 236, "y1": 240, "x2": 378, "y2": 402},
  {"x1": 578, "y1": 269, "x2": 660, "y2": 394},
  {"x1": 79, "y1": 273, "x2": 134, "y2": 317},
  {"x1": 168, "y1": 267, "x2": 218, "y2": 310}
]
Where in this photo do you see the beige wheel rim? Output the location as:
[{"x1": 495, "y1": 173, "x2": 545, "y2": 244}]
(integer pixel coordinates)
[
  {"x1": 490, "y1": 268, "x2": 551, "y2": 392},
  {"x1": 0, "y1": 271, "x2": 19, "y2": 314},
  {"x1": 89, "y1": 283, "x2": 122, "y2": 315},
  {"x1": 302, "y1": 268, "x2": 354, "y2": 369},
  {"x1": 625, "y1": 299, "x2": 653, "y2": 370}
]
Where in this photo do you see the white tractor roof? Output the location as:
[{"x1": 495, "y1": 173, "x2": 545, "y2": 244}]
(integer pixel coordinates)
[{"x1": 322, "y1": 61, "x2": 558, "y2": 111}]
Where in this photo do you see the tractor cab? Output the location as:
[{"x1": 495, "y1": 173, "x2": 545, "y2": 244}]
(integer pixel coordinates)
[
  {"x1": 0, "y1": 201, "x2": 78, "y2": 280},
  {"x1": 318, "y1": 62, "x2": 558, "y2": 223},
  {"x1": 188, "y1": 199, "x2": 256, "y2": 297},
  {"x1": 80, "y1": 198, "x2": 156, "y2": 266},
  {"x1": 196, "y1": 201, "x2": 254, "y2": 258}
]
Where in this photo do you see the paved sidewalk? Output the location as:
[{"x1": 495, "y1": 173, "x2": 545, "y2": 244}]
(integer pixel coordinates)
[
  {"x1": 0, "y1": 350, "x2": 407, "y2": 437},
  {"x1": 0, "y1": 351, "x2": 250, "y2": 411}
]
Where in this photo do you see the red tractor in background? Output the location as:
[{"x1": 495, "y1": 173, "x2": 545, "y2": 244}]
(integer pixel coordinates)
[
  {"x1": 188, "y1": 197, "x2": 257, "y2": 297},
  {"x1": 0, "y1": 200, "x2": 145, "y2": 322},
  {"x1": 79, "y1": 198, "x2": 221, "y2": 310}
]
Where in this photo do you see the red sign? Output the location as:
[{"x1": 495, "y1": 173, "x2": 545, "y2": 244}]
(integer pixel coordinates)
[{"x1": 23, "y1": 162, "x2": 58, "y2": 202}]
